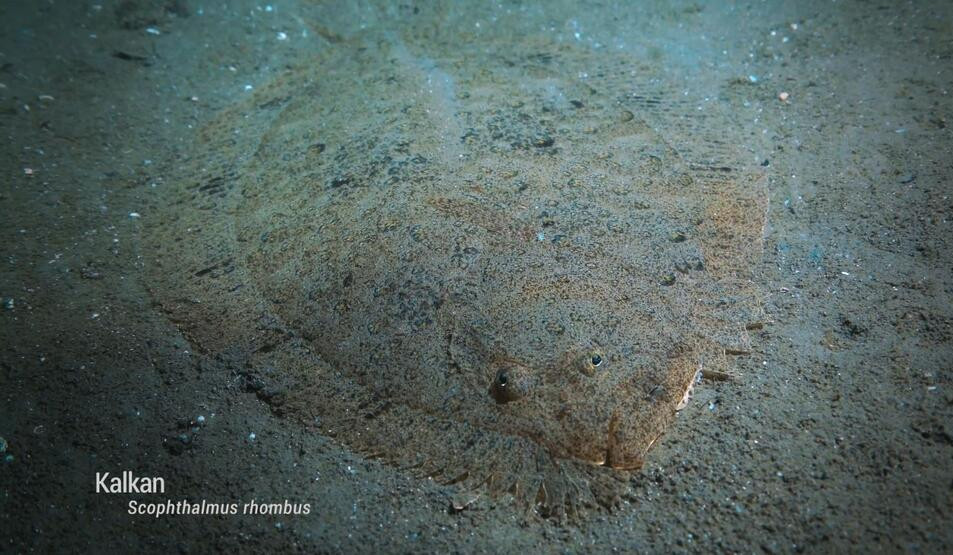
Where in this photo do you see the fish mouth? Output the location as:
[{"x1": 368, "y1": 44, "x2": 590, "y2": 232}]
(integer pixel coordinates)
[
  {"x1": 603, "y1": 442, "x2": 645, "y2": 469},
  {"x1": 601, "y1": 450, "x2": 643, "y2": 470},
  {"x1": 602, "y1": 436, "x2": 650, "y2": 470},
  {"x1": 601, "y1": 411, "x2": 644, "y2": 470},
  {"x1": 597, "y1": 409, "x2": 662, "y2": 470}
]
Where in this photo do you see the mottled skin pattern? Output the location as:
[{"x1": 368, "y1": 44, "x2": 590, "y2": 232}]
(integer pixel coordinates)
[{"x1": 147, "y1": 36, "x2": 766, "y2": 518}]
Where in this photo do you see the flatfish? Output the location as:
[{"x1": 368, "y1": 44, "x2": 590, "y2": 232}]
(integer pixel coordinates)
[{"x1": 146, "y1": 34, "x2": 767, "y2": 518}]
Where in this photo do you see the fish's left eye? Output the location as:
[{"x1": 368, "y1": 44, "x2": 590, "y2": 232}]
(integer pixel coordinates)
[{"x1": 490, "y1": 365, "x2": 529, "y2": 404}]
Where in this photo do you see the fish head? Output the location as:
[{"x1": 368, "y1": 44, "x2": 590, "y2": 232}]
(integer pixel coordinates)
[{"x1": 453, "y1": 284, "x2": 693, "y2": 470}]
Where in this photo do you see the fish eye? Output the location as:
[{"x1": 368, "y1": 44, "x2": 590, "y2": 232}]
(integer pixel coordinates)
[
  {"x1": 491, "y1": 367, "x2": 525, "y2": 404},
  {"x1": 575, "y1": 350, "x2": 606, "y2": 376}
]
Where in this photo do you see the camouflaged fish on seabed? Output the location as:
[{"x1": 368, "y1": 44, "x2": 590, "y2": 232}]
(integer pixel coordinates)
[{"x1": 146, "y1": 37, "x2": 767, "y2": 518}]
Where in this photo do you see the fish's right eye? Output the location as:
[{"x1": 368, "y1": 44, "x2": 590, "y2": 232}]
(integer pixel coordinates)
[{"x1": 573, "y1": 349, "x2": 606, "y2": 376}]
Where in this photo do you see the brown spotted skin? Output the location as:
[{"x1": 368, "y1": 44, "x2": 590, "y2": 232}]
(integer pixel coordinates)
[{"x1": 146, "y1": 34, "x2": 766, "y2": 519}]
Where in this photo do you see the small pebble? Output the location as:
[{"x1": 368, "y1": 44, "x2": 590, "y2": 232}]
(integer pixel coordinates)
[
  {"x1": 248, "y1": 432, "x2": 256, "y2": 441},
  {"x1": 532, "y1": 136, "x2": 554, "y2": 148},
  {"x1": 778, "y1": 91, "x2": 790, "y2": 102},
  {"x1": 196, "y1": 415, "x2": 206, "y2": 424}
]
